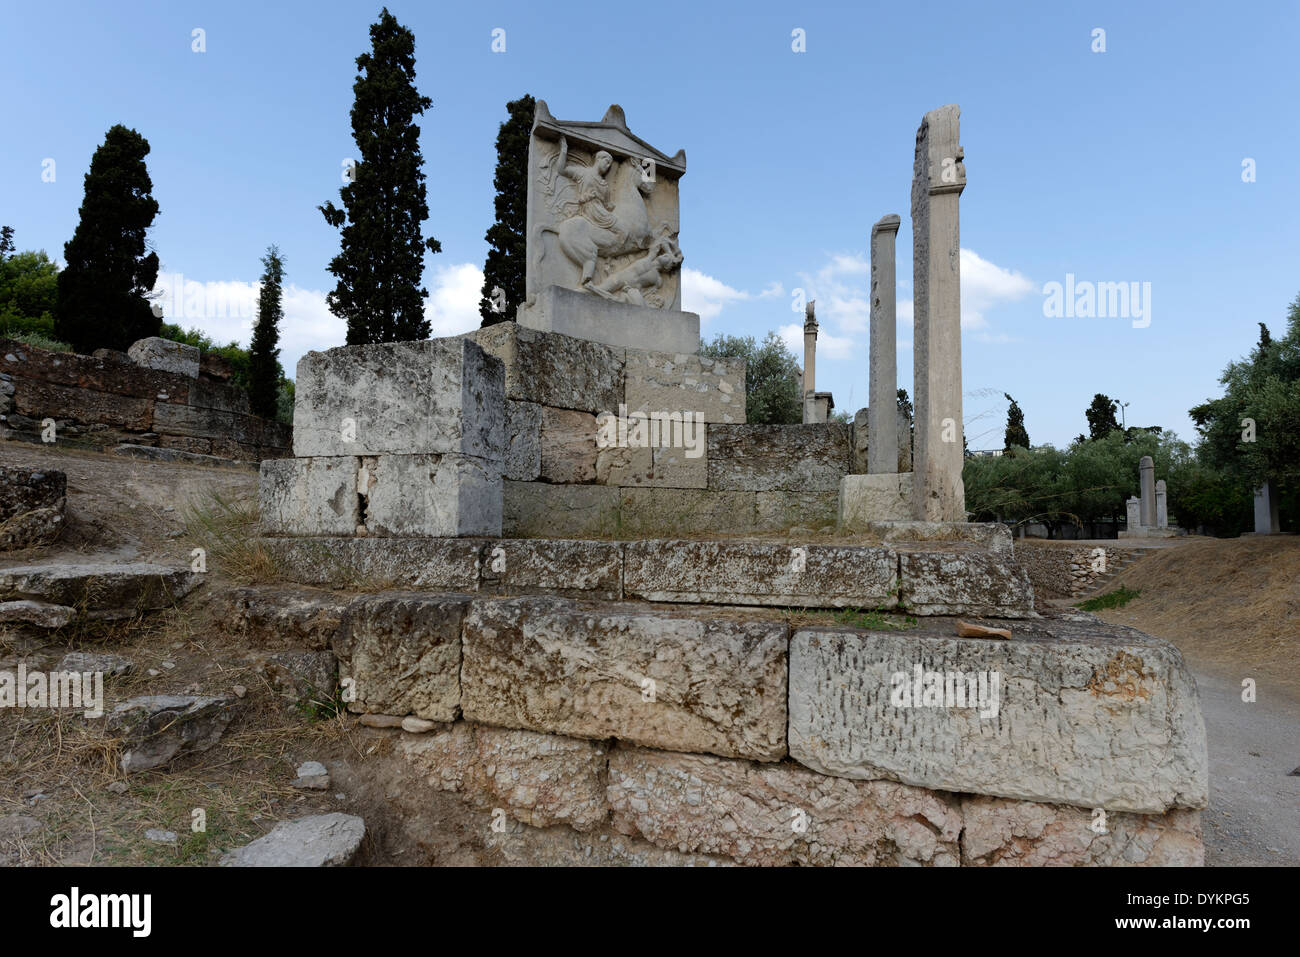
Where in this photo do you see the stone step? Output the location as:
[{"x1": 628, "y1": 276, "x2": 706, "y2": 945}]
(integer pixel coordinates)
[
  {"x1": 260, "y1": 534, "x2": 1036, "y2": 618},
  {"x1": 0, "y1": 562, "x2": 199, "y2": 615}
]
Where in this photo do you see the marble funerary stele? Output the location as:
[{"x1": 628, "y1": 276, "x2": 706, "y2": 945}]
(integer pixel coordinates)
[{"x1": 525, "y1": 101, "x2": 686, "y2": 312}]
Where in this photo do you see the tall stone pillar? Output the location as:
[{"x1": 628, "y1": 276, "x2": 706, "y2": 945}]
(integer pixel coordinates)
[
  {"x1": 868, "y1": 215, "x2": 901, "y2": 474},
  {"x1": 1139, "y1": 455, "x2": 1155, "y2": 528},
  {"x1": 911, "y1": 105, "x2": 966, "y2": 521},
  {"x1": 802, "y1": 301, "x2": 818, "y2": 424},
  {"x1": 1254, "y1": 480, "x2": 1281, "y2": 533},
  {"x1": 1155, "y1": 479, "x2": 1168, "y2": 529}
]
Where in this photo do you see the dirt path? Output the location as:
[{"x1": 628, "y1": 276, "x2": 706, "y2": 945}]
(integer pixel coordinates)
[{"x1": 1187, "y1": 665, "x2": 1300, "y2": 865}]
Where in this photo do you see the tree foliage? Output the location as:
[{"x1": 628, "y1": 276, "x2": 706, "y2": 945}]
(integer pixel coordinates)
[
  {"x1": 0, "y1": 229, "x2": 59, "y2": 339},
  {"x1": 248, "y1": 245, "x2": 284, "y2": 419},
  {"x1": 700, "y1": 331, "x2": 802, "y2": 424},
  {"x1": 965, "y1": 430, "x2": 1203, "y2": 534},
  {"x1": 55, "y1": 125, "x2": 160, "y2": 353},
  {"x1": 320, "y1": 8, "x2": 441, "y2": 345},
  {"x1": 1084, "y1": 393, "x2": 1120, "y2": 441},
  {"x1": 1189, "y1": 293, "x2": 1300, "y2": 490},
  {"x1": 480, "y1": 94, "x2": 534, "y2": 326},
  {"x1": 1003, "y1": 392, "x2": 1030, "y2": 451}
]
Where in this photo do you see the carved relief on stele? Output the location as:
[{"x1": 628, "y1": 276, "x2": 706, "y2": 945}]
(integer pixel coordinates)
[{"x1": 526, "y1": 101, "x2": 686, "y2": 312}]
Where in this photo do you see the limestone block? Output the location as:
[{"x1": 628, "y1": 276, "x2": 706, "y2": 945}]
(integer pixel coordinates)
[
  {"x1": 461, "y1": 596, "x2": 788, "y2": 760},
  {"x1": 519, "y1": 285, "x2": 700, "y2": 356},
  {"x1": 0, "y1": 599, "x2": 76, "y2": 629},
  {"x1": 960, "y1": 796, "x2": 1203, "y2": 866},
  {"x1": 851, "y1": 407, "x2": 913, "y2": 474},
  {"x1": 477, "y1": 539, "x2": 624, "y2": 600},
  {"x1": 107, "y1": 695, "x2": 237, "y2": 773},
  {"x1": 755, "y1": 490, "x2": 841, "y2": 531},
  {"x1": 898, "y1": 547, "x2": 1034, "y2": 616},
  {"x1": 503, "y1": 481, "x2": 619, "y2": 538},
  {"x1": 838, "y1": 473, "x2": 913, "y2": 526},
  {"x1": 212, "y1": 586, "x2": 349, "y2": 651},
  {"x1": 400, "y1": 723, "x2": 608, "y2": 831},
  {"x1": 852, "y1": 520, "x2": 1014, "y2": 557},
  {"x1": 259, "y1": 457, "x2": 358, "y2": 536},
  {"x1": 788, "y1": 622, "x2": 1209, "y2": 813},
  {"x1": 293, "y1": 337, "x2": 504, "y2": 462},
  {"x1": 14, "y1": 380, "x2": 153, "y2": 430},
  {"x1": 264, "y1": 650, "x2": 337, "y2": 709},
  {"x1": 188, "y1": 379, "x2": 251, "y2": 416},
  {"x1": 595, "y1": 444, "x2": 707, "y2": 489},
  {"x1": 333, "y1": 592, "x2": 470, "y2": 721},
  {"x1": 468, "y1": 322, "x2": 624, "y2": 414},
  {"x1": 623, "y1": 350, "x2": 745, "y2": 424},
  {"x1": 260, "y1": 537, "x2": 486, "y2": 591},
  {"x1": 606, "y1": 747, "x2": 961, "y2": 867},
  {"x1": 538, "y1": 407, "x2": 598, "y2": 483},
  {"x1": 127, "y1": 337, "x2": 200, "y2": 378},
  {"x1": 708, "y1": 424, "x2": 852, "y2": 491},
  {"x1": 504, "y1": 400, "x2": 541, "y2": 481},
  {"x1": 623, "y1": 540, "x2": 897, "y2": 608},
  {"x1": 360, "y1": 453, "x2": 502, "y2": 537},
  {"x1": 0, "y1": 562, "x2": 198, "y2": 612},
  {"x1": 617, "y1": 488, "x2": 756, "y2": 536},
  {"x1": 152, "y1": 404, "x2": 256, "y2": 444},
  {"x1": 219, "y1": 813, "x2": 365, "y2": 867}
]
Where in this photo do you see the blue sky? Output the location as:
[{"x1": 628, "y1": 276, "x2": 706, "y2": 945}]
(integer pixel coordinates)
[{"x1": 3, "y1": 0, "x2": 1297, "y2": 447}]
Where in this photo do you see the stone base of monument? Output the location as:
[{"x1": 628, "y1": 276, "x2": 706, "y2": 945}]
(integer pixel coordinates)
[
  {"x1": 261, "y1": 455, "x2": 503, "y2": 538},
  {"x1": 838, "y1": 472, "x2": 914, "y2": 525},
  {"x1": 518, "y1": 285, "x2": 700, "y2": 356},
  {"x1": 1118, "y1": 526, "x2": 1184, "y2": 539},
  {"x1": 217, "y1": 581, "x2": 1207, "y2": 865},
  {"x1": 259, "y1": 534, "x2": 1037, "y2": 617}
]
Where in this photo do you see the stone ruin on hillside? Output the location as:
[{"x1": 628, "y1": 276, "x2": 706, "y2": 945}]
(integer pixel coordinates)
[{"x1": 255, "y1": 103, "x2": 1209, "y2": 866}]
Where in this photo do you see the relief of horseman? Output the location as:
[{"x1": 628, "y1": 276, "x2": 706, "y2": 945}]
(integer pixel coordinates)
[{"x1": 536, "y1": 134, "x2": 671, "y2": 293}]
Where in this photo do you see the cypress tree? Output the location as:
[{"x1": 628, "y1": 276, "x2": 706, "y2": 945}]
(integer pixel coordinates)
[
  {"x1": 248, "y1": 245, "x2": 284, "y2": 419},
  {"x1": 319, "y1": 8, "x2": 441, "y2": 344},
  {"x1": 479, "y1": 94, "x2": 534, "y2": 326},
  {"x1": 1003, "y1": 392, "x2": 1030, "y2": 450},
  {"x1": 55, "y1": 125, "x2": 160, "y2": 353}
]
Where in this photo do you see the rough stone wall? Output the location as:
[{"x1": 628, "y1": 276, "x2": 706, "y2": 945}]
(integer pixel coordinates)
[
  {"x1": 1015, "y1": 541, "x2": 1131, "y2": 599},
  {"x1": 0, "y1": 338, "x2": 291, "y2": 461}
]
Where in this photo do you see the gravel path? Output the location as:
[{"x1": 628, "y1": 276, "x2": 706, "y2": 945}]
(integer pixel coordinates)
[{"x1": 1192, "y1": 666, "x2": 1300, "y2": 866}]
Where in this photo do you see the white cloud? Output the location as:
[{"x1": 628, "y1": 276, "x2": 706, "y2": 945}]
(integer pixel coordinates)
[
  {"x1": 894, "y1": 249, "x2": 1032, "y2": 334},
  {"x1": 796, "y1": 253, "x2": 869, "y2": 333},
  {"x1": 681, "y1": 267, "x2": 783, "y2": 322},
  {"x1": 152, "y1": 262, "x2": 485, "y2": 378},
  {"x1": 424, "y1": 262, "x2": 485, "y2": 337},
  {"x1": 960, "y1": 248, "x2": 1035, "y2": 329}
]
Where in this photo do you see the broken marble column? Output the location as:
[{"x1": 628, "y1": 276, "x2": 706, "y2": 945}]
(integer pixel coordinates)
[
  {"x1": 1155, "y1": 479, "x2": 1168, "y2": 529},
  {"x1": 1139, "y1": 456, "x2": 1156, "y2": 528},
  {"x1": 1253, "y1": 480, "x2": 1281, "y2": 534},
  {"x1": 868, "y1": 215, "x2": 901, "y2": 475},
  {"x1": 802, "y1": 301, "x2": 819, "y2": 424},
  {"x1": 911, "y1": 105, "x2": 966, "y2": 522},
  {"x1": 1126, "y1": 496, "x2": 1141, "y2": 530}
]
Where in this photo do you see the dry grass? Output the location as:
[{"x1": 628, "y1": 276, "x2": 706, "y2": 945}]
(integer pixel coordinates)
[
  {"x1": 1094, "y1": 536, "x2": 1300, "y2": 695},
  {"x1": 183, "y1": 489, "x2": 281, "y2": 584}
]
